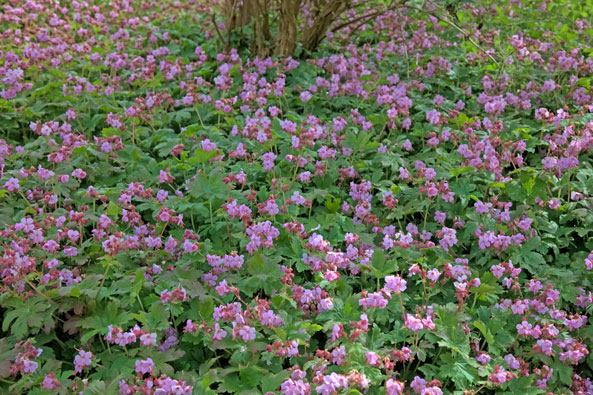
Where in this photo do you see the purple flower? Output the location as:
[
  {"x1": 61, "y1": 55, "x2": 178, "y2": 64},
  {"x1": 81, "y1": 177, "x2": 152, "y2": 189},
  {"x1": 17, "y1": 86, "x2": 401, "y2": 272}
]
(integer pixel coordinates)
[
  {"x1": 434, "y1": 211, "x2": 446, "y2": 224},
  {"x1": 63, "y1": 246, "x2": 78, "y2": 257},
  {"x1": 73, "y1": 350, "x2": 93, "y2": 373},
  {"x1": 386, "y1": 379, "x2": 404, "y2": 394},
  {"x1": 201, "y1": 139, "x2": 217, "y2": 152},
  {"x1": 433, "y1": 94, "x2": 445, "y2": 106},
  {"x1": 476, "y1": 352, "x2": 491, "y2": 365},
  {"x1": 22, "y1": 359, "x2": 38, "y2": 374},
  {"x1": 261, "y1": 152, "x2": 276, "y2": 171},
  {"x1": 427, "y1": 269, "x2": 440, "y2": 282},
  {"x1": 300, "y1": 91, "x2": 312, "y2": 102},
  {"x1": 4, "y1": 177, "x2": 19, "y2": 192},
  {"x1": 385, "y1": 275, "x2": 407, "y2": 293},
  {"x1": 474, "y1": 200, "x2": 491, "y2": 214},
  {"x1": 134, "y1": 358, "x2": 154, "y2": 375},
  {"x1": 402, "y1": 139, "x2": 413, "y2": 151},
  {"x1": 426, "y1": 109, "x2": 441, "y2": 125},
  {"x1": 404, "y1": 314, "x2": 423, "y2": 332}
]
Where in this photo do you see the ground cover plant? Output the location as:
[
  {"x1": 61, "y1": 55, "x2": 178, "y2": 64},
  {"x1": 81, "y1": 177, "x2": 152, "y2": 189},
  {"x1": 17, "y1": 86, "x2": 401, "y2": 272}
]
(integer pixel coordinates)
[{"x1": 2, "y1": 0, "x2": 593, "y2": 393}]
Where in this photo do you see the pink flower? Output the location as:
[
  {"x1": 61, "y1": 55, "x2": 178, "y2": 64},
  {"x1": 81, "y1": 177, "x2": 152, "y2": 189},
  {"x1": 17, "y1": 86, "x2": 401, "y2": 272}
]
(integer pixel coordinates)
[
  {"x1": 183, "y1": 239, "x2": 200, "y2": 254},
  {"x1": 216, "y1": 280, "x2": 231, "y2": 296},
  {"x1": 385, "y1": 275, "x2": 407, "y2": 293},
  {"x1": 4, "y1": 177, "x2": 19, "y2": 192},
  {"x1": 235, "y1": 325, "x2": 256, "y2": 342},
  {"x1": 43, "y1": 240, "x2": 60, "y2": 253},
  {"x1": 359, "y1": 292, "x2": 388, "y2": 310},
  {"x1": 41, "y1": 373, "x2": 60, "y2": 389},
  {"x1": 586, "y1": 252, "x2": 593, "y2": 270},
  {"x1": 474, "y1": 200, "x2": 491, "y2": 214},
  {"x1": 422, "y1": 387, "x2": 443, "y2": 395},
  {"x1": 427, "y1": 269, "x2": 440, "y2": 282},
  {"x1": 134, "y1": 358, "x2": 154, "y2": 375},
  {"x1": 542, "y1": 156, "x2": 557, "y2": 170},
  {"x1": 201, "y1": 139, "x2": 217, "y2": 152},
  {"x1": 22, "y1": 359, "x2": 38, "y2": 374},
  {"x1": 300, "y1": 91, "x2": 312, "y2": 102},
  {"x1": 402, "y1": 139, "x2": 413, "y2": 151},
  {"x1": 547, "y1": 199, "x2": 561, "y2": 209},
  {"x1": 366, "y1": 351, "x2": 380, "y2": 366},
  {"x1": 386, "y1": 378, "x2": 404, "y2": 394},
  {"x1": 160, "y1": 289, "x2": 172, "y2": 304},
  {"x1": 73, "y1": 350, "x2": 93, "y2": 373},
  {"x1": 476, "y1": 352, "x2": 491, "y2": 365},
  {"x1": 63, "y1": 246, "x2": 78, "y2": 257},
  {"x1": 72, "y1": 169, "x2": 86, "y2": 179},
  {"x1": 332, "y1": 324, "x2": 343, "y2": 341},
  {"x1": 433, "y1": 94, "x2": 445, "y2": 106},
  {"x1": 331, "y1": 346, "x2": 346, "y2": 365},
  {"x1": 261, "y1": 152, "x2": 276, "y2": 171},
  {"x1": 411, "y1": 376, "x2": 426, "y2": 393},
  {"x1": 66, "y1": 108, "x2": 76, "y2": 120},
  {"x1": 185, "y1": 319, "x2": 198, "y2": 333},
  {"x1": 137, "y1": 332, "x2": 155, "y2": 346},
  {"x1": 434, "y1": 211, "x2": 446, "y2": 224},
  {"x1": 488, "y1": 366, "x2": 509, "y2": 385},
  {"x1": 426, "y1": 109, "x2": 441, "y2": 125},
  {"x1": 505, "y1": 354, "x2": 520, "y2": 369},
  {"x1": 404, "y1": 314, "x2": 423, "y2": 332},
  {"x1": 213, "y1": 323, "x2": 227, "y2": 341}
]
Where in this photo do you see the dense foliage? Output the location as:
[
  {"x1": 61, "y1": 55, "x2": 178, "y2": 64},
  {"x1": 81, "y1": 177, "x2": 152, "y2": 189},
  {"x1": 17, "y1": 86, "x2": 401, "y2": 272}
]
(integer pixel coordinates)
[{"x1": 2, "y1": 0, "x2": 593, "y2": 393}]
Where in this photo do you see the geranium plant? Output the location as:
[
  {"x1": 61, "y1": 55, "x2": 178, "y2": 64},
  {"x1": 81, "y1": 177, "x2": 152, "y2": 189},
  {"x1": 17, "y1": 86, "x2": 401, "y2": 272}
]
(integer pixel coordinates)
[{"x1": 1, "y1": 0, "x2": 593, "y2": 394}]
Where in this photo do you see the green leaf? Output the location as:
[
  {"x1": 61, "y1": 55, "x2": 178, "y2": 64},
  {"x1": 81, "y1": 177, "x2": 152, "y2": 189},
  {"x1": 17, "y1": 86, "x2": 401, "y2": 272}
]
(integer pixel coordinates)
[
  {"x1": 451, "y1": 165, "x2": 474, "y2": 176},
  {"x1": 239, "y1": 366, "x2": 265, "y2": 389},
  {"x1": 473, "y1": 320, "x2": 495, "y2": 344},
  {"x1": 147, "y1": 303, "x2": 171, "y2": 330},
  {"x1": 371, "y1": 248, "x2": 386, "y2": 271},
  {"x1": 190, "y1": 148, "x2": 218, "y2": 164},
  {"x1": 325, "y1": 197, "x2": 341, "y2": 213},
  {"x1": 189, "y1": 169, "x2": 227, "y2": 201}
]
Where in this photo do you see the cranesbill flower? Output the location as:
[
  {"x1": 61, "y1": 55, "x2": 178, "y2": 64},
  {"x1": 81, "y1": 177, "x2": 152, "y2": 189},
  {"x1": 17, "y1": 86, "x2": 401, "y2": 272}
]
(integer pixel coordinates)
[
  {"x1": 404, "y1": 314, "x2": 423, "y2": 332},
  {"x1": 261, "y1": 152, "x2": 276, "y2": 171},
  {"x1": 73, "y1": 350, "x2": 93, "y2": 373},
  {"x1": 134, "y1": 358, "x2": 154, "y2": 375},
  {"x1": 385, "y1": 378, "x2": 404, "y2": 394},
  {"x1": 5, "y1": 177, "x2": 20, "y2": 191},
  {"x1": 41, "y1": 373, "x2": 60, "y2": 389},
  {"x1": 385, "y1": 275, "x2": 407, "y2": 294}
]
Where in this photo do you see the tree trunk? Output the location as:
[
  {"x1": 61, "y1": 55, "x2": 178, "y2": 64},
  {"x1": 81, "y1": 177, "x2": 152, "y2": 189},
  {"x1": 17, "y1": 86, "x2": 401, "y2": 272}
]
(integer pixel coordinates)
[
  {"x1": 302, "y1": 0, "x2": 351, "y2": 52},
  {"x1": 275, "y1": 0, "x2": 302, "y2": 56},
  {"x1": 224, "y1": 0, "x2": 271, "y2": 56},
  {"x1": 224, "y1": 0, "x2": 261, "y2": 30},
  {"x1": 252, "y1": 0, "x2": 271, "y2": 57}
]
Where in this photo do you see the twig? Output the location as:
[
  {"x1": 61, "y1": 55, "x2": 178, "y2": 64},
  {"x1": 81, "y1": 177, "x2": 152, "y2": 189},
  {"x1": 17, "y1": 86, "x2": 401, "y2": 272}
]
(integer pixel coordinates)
[
  {"x1": 473, "y1": 382, "x2": 488, "y2": 395},
  {"x1": 398, "y1": 292, "x2": 406, "y2": 320},
  {"x1": 211, "y1": 14, "x2": 225, "y2": 48},
  {"x1": 26, "y1": 278, "x2": 57, "y2": 306},
  {"x1": 406, "y1": 4, "x2": 499, "y2": 67},
  {"x1": 94, "y1": 259, "x2": 112, "y2": 302},
  {"x1": 401, "y1": 23, "x2": 411, "y2": 80},
  {"x1": 331, "y1": 2, "x2": 403, "y2": 33},
  {"x1": 226, "y1": 0, "x2": 239, "y2": 49}
]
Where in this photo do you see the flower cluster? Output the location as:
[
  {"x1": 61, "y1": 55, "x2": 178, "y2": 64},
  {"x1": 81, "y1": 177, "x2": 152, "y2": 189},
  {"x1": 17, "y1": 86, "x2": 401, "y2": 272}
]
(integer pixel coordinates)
[{"x1": 0, "y1": 0, "x2": 593, "y2": 393}]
